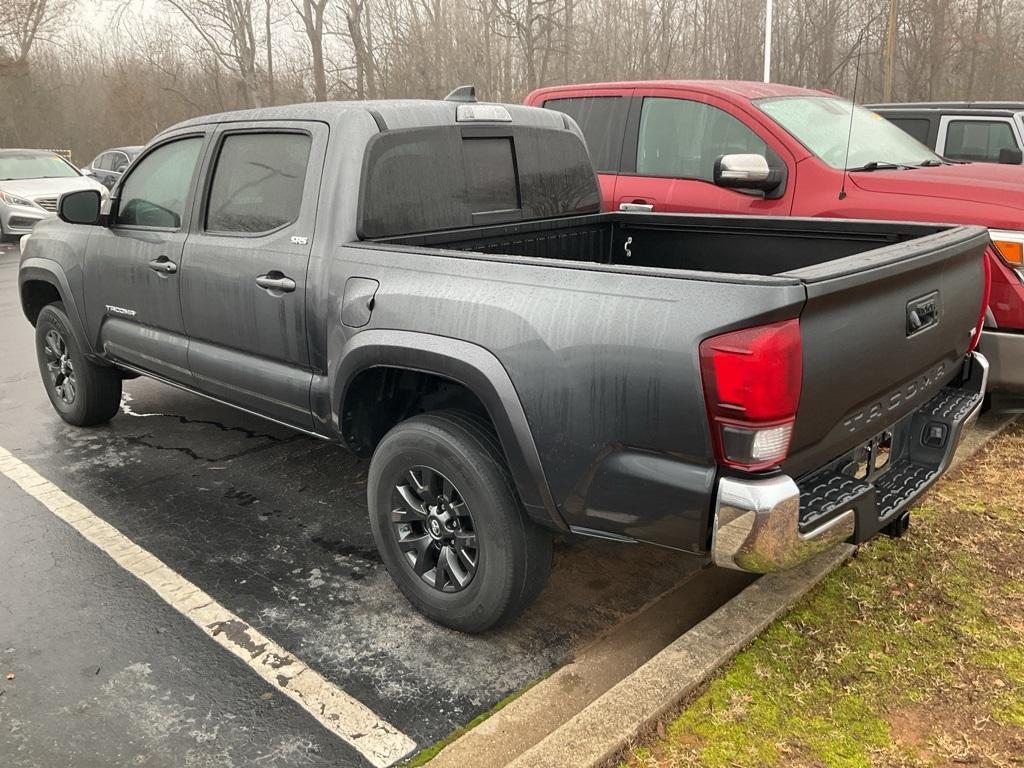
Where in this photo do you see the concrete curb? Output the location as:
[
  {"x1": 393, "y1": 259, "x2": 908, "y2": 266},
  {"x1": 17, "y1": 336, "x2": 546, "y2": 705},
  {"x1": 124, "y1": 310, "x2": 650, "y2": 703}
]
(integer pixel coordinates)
[
  {"x1": 504, "y1": 545, "x2": 852, "y2": 768},
  {"x1": 498, "y1": 413, "x2": 1017, "y2": 768}
]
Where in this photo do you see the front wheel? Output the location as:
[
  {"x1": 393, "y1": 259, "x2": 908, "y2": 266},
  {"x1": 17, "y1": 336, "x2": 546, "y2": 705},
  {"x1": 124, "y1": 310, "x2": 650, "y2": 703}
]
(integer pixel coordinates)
[
  {"x1": 35, "y1": 302, "x2": 122, "y2": 426},
  {"x1": 367, "y1": 411, "x2": 552, "y2": 632}
]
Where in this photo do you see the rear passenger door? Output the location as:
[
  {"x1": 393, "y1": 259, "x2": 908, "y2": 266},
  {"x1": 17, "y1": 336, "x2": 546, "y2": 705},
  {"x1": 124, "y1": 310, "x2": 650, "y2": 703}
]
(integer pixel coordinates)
[
  {"x1": 614, "y1": 88, "x2": 796, "y2": 215},
  {"x1": 180, "y1": 122, "x2": 327, "y2": 430},
  {"x1": 536, "y1": 88, "x2": 632, "y2": 209}
]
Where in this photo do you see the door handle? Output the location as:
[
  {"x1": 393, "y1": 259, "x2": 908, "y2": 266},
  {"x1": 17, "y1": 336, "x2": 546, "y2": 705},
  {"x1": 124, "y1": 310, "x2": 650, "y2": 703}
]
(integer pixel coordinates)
[
  {"x1": 619, "y1": 202, "x2": 655, "y2": 212},
  {"x1": 256, "y1": 272, "x2": 296, "y2": 293},
  {"x1": 148, "y1": 256, "x2": 178, "y2": 274}
]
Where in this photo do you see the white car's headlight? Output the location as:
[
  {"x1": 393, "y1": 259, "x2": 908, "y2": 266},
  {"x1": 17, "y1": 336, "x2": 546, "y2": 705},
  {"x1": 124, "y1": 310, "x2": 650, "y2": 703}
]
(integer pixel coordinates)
[{"x1": 0, "y1": 190, "x2": 36, "y2": 208}]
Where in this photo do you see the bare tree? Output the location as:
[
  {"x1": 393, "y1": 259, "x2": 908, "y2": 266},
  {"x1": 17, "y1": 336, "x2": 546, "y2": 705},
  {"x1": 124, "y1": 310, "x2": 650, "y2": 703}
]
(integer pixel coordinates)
[
  {"x1": 162, "y1": 0, "x2": 263, "y2": 106},
  {"x1": 292, "y1": 0, "x2": 330, "y2": 99}
]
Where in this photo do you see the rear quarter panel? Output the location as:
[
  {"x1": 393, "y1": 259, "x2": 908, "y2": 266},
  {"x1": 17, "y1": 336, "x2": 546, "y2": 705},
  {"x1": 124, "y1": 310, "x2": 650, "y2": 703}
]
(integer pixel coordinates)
[{"x1": 330, "y1": 245, "x2": 805, "y2": 551}]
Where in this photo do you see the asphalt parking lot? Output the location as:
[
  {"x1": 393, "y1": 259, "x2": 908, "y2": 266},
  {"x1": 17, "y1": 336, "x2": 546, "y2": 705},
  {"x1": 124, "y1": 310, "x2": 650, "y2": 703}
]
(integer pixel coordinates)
[{"x1": 0, "y1": 243, "x2": 710, "y2": 766}]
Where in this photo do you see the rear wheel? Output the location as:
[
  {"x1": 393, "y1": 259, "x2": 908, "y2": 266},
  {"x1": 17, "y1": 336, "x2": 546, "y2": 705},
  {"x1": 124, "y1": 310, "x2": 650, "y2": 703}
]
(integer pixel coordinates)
[
  {"x1": 35, "y1": 302, "x2": 122, "y2": 426},
  {"x1": 367, "y1": 411, "x2": 552, "y2": 632}
]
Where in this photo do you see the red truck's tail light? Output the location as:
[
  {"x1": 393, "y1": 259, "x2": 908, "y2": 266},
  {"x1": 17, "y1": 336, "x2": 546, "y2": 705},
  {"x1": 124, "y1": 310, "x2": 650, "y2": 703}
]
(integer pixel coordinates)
[{"x1": 700, "y1": 319, "x2": 802, "y2": 471}]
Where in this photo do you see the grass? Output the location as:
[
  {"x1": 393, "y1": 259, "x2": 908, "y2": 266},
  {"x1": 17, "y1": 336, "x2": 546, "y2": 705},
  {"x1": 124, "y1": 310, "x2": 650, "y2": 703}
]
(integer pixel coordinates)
[
  {"x1": 622, "y1": 422, "x2": 1024, "y2": 768},
  {"x1": 405, "y1": 676, "x2": 545, "y2": 766}
]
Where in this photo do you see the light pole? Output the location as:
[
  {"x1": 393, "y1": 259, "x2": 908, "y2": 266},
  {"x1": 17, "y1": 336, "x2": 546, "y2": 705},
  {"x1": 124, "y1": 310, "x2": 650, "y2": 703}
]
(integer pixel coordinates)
[{"x1": 763, "y1": 0, "x2": 773, "y2": 83}]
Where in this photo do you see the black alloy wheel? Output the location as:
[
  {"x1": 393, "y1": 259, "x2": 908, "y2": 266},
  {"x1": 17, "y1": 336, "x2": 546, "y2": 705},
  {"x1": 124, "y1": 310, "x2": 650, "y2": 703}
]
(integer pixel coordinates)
[
  {"x1": 392, "y1": 466, "x2": 478, "y2": 592},
  {"x1": 34, "y1": 302, "x2": 122, "y2": 426},
  {"x1": 367, "y1": 411, "x2": 553, "y2": 632},
  {"x1": 43, "y1": 328, "x2": 77, "y2": 405}
]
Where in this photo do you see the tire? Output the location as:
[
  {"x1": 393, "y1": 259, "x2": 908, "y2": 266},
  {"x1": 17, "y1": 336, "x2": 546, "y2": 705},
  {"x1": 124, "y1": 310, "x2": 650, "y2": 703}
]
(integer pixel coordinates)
[
  {"x1": 35, "y1": 302, "x2": 122, "y2": 427},
  {"x1": 368, "y1": 410, "x2": 553, "y2": 632}
]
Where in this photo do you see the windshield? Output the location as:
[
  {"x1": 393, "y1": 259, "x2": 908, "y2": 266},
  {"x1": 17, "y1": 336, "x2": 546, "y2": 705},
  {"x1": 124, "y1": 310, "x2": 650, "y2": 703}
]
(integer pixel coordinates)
[
  {"x1": 0, "y1": 153, "x2": 80, "y2": 181},
  {"x1": 756, "y1": 96, "x2": 941, "y2": 170}
]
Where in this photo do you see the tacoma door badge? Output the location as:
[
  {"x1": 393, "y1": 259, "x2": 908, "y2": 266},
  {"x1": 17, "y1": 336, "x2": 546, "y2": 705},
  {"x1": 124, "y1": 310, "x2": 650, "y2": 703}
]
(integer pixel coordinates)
[
  {"x1": 105, "y1": 305, "x2": 137, "y2": 317},
  {"x1": 906, "y1": 291, "x2": 940, "y2": 337}
]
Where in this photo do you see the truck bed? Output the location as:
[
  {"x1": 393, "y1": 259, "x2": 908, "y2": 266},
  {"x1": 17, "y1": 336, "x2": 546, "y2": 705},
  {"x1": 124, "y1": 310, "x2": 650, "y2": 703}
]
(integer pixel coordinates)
[
  {"x1": 376, "y1": 212, "x2": 952, "y2": 279},
  {"x1": 367, "y1": 213, "x2": 989, "y2": 511}
]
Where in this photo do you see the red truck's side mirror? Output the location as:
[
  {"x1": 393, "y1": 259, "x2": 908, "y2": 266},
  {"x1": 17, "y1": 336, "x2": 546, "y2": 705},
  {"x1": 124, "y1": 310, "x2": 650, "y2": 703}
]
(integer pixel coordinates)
[{"x1": 713, "y1": 154, "x2": 784, "y2": 196}]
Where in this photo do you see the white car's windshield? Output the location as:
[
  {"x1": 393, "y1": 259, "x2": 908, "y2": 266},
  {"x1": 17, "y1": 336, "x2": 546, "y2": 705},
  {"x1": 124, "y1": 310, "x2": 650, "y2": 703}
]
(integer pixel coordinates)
[
  {"x1": 756, "y1": 95, "x2": 942, "y2": 170},
  {"x1": 0, "y1": 153, "x2": 80, "y2": 181}
]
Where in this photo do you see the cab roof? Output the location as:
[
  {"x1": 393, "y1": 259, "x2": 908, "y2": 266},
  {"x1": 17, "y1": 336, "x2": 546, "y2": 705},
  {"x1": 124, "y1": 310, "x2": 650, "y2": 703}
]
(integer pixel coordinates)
[
  {"x1": 866, "y1": 101, "x2": 1024, "y2": 111},
  {"x1": 164, "y1": 99, "x2": 572, "y2": 135},
  {"x1": 530, "y1": 80, "x2": 829, "y2": 101}
]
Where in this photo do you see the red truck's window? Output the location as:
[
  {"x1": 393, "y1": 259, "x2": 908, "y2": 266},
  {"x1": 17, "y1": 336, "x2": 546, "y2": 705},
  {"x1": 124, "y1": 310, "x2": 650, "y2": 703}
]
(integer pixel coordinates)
[
  {"x1": 637, "y1": 98, "x2": 766, "y2": 181},
  {"x1": 542, "y1": 96, "x2": 628, "y2": 172}
]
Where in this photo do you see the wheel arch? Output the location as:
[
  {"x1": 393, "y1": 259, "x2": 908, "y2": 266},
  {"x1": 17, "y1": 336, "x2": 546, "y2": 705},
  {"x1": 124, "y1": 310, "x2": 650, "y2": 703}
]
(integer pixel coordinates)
[
  {"x1": 19, "y1": 259, "x2": 96, "y2": 357},
  {"x1": 332, "y1": 330, "x2": 566, "y2": 531}
]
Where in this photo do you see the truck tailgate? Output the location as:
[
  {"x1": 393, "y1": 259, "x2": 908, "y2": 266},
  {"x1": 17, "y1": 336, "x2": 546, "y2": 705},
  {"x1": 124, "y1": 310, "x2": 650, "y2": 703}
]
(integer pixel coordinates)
[{"x1": 782, "y1": 224, "x2": 989, "y2": 478}]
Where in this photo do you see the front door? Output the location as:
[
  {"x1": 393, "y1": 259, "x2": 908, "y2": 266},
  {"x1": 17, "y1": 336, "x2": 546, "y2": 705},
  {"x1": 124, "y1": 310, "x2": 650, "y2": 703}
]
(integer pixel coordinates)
[
  {"x1": 83, "y1": 133, "x2": 208, "y2": 382},
  {"x1": 614, "y1": 89, "x2": 796, "y2": 216},
  {"x1": 937, "y1": 115, "x2": 1023, "y2": 163},
  {"x1": 180, "y1": 122, "x2": 327, "y2": 430}
]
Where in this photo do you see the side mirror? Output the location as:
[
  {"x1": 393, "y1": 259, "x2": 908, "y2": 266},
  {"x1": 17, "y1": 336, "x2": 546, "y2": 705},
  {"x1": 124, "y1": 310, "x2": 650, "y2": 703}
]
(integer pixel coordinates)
[
  {"x1": 114, "y1": 164, "x2": 129, "y2": 174},
  {"x1": 998, "y1": 147, "x2": 1023, "y2": 165},
  {"x1": 713, "y1": 153, "x2": 783, "y2": 192},
  {"x1": 58, "y1": 189, "x2": 102, "y2": 225}
]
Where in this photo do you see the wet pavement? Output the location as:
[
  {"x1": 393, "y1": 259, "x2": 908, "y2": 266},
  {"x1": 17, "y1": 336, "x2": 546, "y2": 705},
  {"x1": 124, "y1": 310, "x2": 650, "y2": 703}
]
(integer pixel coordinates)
[{"x1": 0, "y1": 243, "x2": 706, "y2": 765}]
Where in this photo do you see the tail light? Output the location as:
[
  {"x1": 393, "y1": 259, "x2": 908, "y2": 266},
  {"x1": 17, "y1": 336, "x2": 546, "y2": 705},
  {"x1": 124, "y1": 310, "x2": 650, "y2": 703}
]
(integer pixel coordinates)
[
  {"x1": 969, "y1": 249, "x2": 992, "y2": 353},
  {"x1": 699, "y1": 319, "x2": 802, "y2": 471}
]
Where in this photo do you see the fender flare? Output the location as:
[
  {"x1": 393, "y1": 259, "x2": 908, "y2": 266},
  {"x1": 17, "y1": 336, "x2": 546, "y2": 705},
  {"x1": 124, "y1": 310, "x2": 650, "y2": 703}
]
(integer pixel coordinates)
[
  {"x1": 18, "y1": 258, "x2": 97, "y2": 357},
  {"x1": 332, "y1": 330, "x2": 567, "y2": 531}
]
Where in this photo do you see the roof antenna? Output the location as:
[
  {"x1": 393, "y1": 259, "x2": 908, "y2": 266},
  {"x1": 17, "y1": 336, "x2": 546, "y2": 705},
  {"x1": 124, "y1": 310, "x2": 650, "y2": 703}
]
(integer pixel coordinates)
[
  {"x1": 838, "y1": 48, "x2": 863, "y2": 201},
  {"x1": 445, "y1": 85, "x2": 477, "y2": 103}
]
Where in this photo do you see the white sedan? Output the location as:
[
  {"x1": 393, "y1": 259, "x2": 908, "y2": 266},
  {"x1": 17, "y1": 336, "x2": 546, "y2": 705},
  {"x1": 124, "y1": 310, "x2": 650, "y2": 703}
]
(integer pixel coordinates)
[{"x1": 0, "y1": 150, "x2": 108, "y2": 241}]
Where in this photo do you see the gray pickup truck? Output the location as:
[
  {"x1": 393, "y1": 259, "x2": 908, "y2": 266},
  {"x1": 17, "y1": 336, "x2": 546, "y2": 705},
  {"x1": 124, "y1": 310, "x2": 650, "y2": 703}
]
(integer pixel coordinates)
[{"x1": 19, "y1": 93, "x2": 990, "y2": 631}]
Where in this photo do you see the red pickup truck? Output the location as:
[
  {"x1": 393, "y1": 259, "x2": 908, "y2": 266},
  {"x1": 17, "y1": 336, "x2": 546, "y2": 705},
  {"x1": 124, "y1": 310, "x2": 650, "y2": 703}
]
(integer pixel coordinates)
[{"x1": 525, "y1": 81, "x2": 1024, "y2": 402}]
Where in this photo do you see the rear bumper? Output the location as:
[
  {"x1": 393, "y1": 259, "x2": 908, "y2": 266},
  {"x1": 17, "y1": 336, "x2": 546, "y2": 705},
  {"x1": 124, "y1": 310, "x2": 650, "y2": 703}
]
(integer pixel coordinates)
[
  {"x1": 712, "y1": 352, "x2": 988, "y2": 573},
  {"x1": 978, "y1": 328, "x2": 1024, "y2": 394}
]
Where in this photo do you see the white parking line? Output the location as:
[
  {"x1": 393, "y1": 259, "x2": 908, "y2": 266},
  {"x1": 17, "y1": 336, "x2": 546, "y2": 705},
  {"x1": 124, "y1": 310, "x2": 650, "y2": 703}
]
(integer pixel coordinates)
[{"x1": 0, "y1": 446, "x2": 417, "y2": 768}]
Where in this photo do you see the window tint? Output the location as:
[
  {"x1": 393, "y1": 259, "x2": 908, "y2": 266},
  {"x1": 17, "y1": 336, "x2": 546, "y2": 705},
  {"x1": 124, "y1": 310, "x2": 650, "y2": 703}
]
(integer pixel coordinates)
[
  {"x1": 206, "y1": 132, "x2": 311, "y2": 234},
  {"x1": 111, "y1": 153, "x2": 130, "y2": 173},
  {"x1": 360, "y1": 125, "x2": 599, "y2": 238},
  {"x1": 886, "y1": 117, "x2": 931, "y2": 145},
  {"x1": 94, "y1": 153, "x2": 113, "y2": 171},
  {"x1": 944, "y1": 120, "x2": 1018, "y2": 162},
  {"x1": 543, "y1": 96, "x2": 629, "y2": 172},
  {"x1": 463, "y1": 137, "x2": 519, "y2": 213},
  {"x1": 637, "y1": 98, "x2": 767, "y2": 180},
  {"x1": 118, "y1": 137, "x2": 203, "y2": 229}
]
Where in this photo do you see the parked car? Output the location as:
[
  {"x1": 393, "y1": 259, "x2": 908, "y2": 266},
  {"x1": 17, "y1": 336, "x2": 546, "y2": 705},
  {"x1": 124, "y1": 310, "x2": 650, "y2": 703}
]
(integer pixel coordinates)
[
  {"x1": 0, "y1": 149, "x2": 107, "y2": 241},
  {"x1": 525, "y1": 81, "x2": 1024, "y2": 407},
  {"x1": 866, "y1": 101, "x2": 1024, "y2": 165},
  {"x1": 83, "y1": 146, "x2": 144, "y2": 190},
  {"x1": 19, "y1": 94, "x2": 989, "y2": 631}
]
